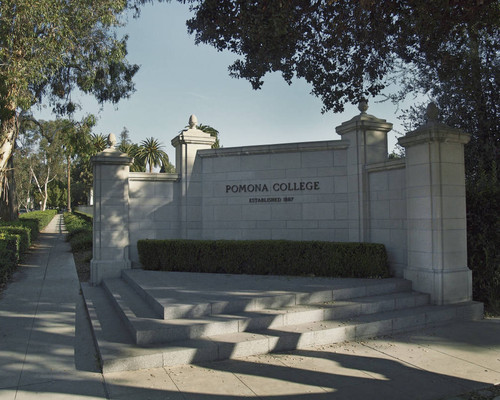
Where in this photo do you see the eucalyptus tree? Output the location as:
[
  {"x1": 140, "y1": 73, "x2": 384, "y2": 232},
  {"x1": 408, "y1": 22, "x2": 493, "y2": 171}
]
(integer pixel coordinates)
[{"x1": 0, "y1": 0, "x2": 151, "y2": 219}]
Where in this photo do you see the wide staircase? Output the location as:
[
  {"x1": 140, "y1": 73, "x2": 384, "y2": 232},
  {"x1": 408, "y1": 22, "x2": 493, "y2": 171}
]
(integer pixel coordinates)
[{"x1": 81, "y1": 270, "x2": 483, "y2": 373}]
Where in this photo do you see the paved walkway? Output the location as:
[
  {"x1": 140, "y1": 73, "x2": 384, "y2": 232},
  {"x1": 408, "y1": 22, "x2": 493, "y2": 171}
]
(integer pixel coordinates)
[{"x1": 0, "y1": 214, "x2": 499, "y2": 400}]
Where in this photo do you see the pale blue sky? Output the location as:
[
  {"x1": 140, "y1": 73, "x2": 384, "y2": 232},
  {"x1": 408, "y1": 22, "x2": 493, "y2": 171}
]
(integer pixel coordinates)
[{"x1": 35, "y1": 2, "x2": 422, "y2": 162}]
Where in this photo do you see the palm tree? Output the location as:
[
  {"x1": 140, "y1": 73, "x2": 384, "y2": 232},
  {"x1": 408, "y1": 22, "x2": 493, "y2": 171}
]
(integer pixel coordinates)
[
  {"x1": 91, "y1": 133, "x2": 108, "y2": 153},
  {"x1": 136, "y1": 137, "x2": 170, "y2": 173},
  {"x1": 197, "y1": 124, "x2": 220, "y2": 149},
  {"x1": 118, "y1": 142, "x2": 146, "y2": 172}
]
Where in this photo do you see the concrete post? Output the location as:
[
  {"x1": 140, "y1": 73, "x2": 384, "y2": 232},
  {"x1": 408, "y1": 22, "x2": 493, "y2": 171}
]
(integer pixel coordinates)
[
  {"x1": 336, "y1": 101, "x2": 393, "y2": 241},
  {"x1": 90, "y1": 134, "x2": 133, "y2": 285},
  {"x1": 171, "y1": 115, "x2": 216, "y2": 238},
  {"x1": 398, "y1": 103, "x2": 472, "y2": 304}
]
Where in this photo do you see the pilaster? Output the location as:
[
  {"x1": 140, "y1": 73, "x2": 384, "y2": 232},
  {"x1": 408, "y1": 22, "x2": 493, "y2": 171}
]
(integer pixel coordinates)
[
  {"x1": 398, "y1": 103, "x2": 472, "y2": 304},
  {"x1": 90, "y1": 134, "x2": 133, "y2": 285},
  {"x1": 335, "y1": 101, "x2": 392, "y2": 241},
  {"x1": 171, "y1": 115, "x2": 216, "y2": 238}
]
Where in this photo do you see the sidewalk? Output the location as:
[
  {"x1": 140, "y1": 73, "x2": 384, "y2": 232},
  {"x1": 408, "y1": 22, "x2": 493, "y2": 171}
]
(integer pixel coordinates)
[{"x1": 0, "y1": 214, "x2": 499, "y2": 400}]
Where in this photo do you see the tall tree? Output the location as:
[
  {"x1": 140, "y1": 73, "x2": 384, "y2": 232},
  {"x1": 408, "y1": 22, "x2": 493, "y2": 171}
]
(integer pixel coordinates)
[
  {"x1": 183, "y1": 0, "x2": 498, "y2": 114},
  {"x1": 197, "y1": 124, "x2": 221, "y2": 149},
  {"x1": 118, "y1": 142, "x2": 147, "y2": 172},
  {"x1": 0, "y1": 0, "x2": 145, "y2": 220},
  {"x1": 120, "y1": 127, "x2": 132, "y2": 147},
  {"x1": 136, "y1": 137, "x2": 170, "y2": 173}
]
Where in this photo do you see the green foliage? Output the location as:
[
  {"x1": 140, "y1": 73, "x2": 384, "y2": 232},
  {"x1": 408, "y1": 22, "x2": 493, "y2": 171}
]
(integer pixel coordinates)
[
  {"x1": 63, "y1": 212, "x2": 92, "y2": 252},
  {"x1": 135, "y1": 137, "x2": 170, "y2": 173},
  {"x1": 0, "y1": 0, "x2": 142, "y2": 216},
  {"x1": 0, "y1": 226, "x2": 31, "y2": 253},
  {"x1": 197, "y1": 124, "x2": 221, "y2": 149},
  {"x1": 0, "y1": 209, "x2": 56, "y2": 285},
  {"x1": 46, "y1": 180, "x2": 67, "y2": 210},
  {"x1": 466, "y1": 162, "x2": 500, "y2": 314},
  {"x1": 92, "y1": 133, "x2": 108, "y2": 153},
  {"x1": 0, "y1": 233, "x2": 20, "y2": 285},
  {"x1": 18, "y1": 210, "x2": 58, "y2": 239},
  {"x1": 137, "y1": 239, "x2": 389, "y2": 278},
  {"x1": 118, "y1": 142, "x2": 146, "y2": 172},
  {"x1": 185, "y1": 1, "x2": 498, "y2": 113}
]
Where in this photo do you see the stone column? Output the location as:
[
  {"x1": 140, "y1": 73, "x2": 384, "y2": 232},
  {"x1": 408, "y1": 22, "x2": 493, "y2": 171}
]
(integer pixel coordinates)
[
  {"x1": 90, "y1": 134, "x2": 133, "y2": 285},
  {"x1": 398, "y1": 103, "x2": 472, "y2": 304},
  {"x1": 171, "y1": 115, "x2": 216, "y2": 238},
  {"x1": 336, "y1": 101, "x2": 393, "y2": 241}
]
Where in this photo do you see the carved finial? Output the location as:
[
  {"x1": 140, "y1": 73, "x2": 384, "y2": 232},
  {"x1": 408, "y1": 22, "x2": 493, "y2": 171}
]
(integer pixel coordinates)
[
  {"x1": 426, "y1": 102, "x2": 439, "y2": 122},
  {"x1": 358, "y1": 98, "x2": 368, "y2": 114},
  {"x1": 188, "y1": 114, "x2": 198, "y2": 129},
  {"x1": 107, "y1": 133, "x2": 117, "y2": 149}
]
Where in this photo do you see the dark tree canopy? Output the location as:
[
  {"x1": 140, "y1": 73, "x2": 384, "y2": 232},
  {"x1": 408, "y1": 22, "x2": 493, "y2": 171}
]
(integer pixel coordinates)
[{"x1": 184, "y1": 0, "x2": 499, "y2": 113}]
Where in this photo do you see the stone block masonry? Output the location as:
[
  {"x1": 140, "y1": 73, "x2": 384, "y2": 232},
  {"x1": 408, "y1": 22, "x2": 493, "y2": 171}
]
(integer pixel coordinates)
[{"x1": 90, "y1": 103, "x2": 472, "y2": 305}]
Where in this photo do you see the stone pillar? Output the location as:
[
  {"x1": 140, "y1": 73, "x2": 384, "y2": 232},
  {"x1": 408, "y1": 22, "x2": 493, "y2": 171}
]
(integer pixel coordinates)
[
  {"x1": 171, "y1": 115, "x2": 216, "y2": 238},
  {"x1": 90, "y1": 134, "x2": 133, "y2": 285},
  {"x1": 398, "y1": 103, "x2": 472, "y2": 304},
  {"x1": 336, "y1": 101, "x2": 393, "y2": 241}
]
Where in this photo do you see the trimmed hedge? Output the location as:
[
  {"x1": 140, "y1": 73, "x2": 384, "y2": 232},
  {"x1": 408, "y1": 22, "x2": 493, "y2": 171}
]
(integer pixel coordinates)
[
  {"x1": 63, "y1": 212, "x2": 92, "y2": 252},
  {"x1": 0, "y1": 226, "x2": 31, "y2": 253},
  {"x1": 15, "y1": 209, "x2": 58, "y2": 241},
  {"x1": 73, "y1": 210, "x2": 93, "y2": 223},
  {"x1": 137, "y1": 239, "x2": 389, "y2": 278},
  {"x1": 0, "y1": 210, "x2": 57, "y2": 286},
  {"x1": 0, "y1": 233, "x2": 20, "y2": 285}
]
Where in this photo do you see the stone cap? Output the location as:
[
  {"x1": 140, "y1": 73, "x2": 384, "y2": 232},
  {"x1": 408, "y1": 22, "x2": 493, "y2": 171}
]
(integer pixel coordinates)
[
  {"x1": 91, "y1": 133, "x2": 133, "y2": 165},
  {"x1": 398, "y1": 103, "x2": 470, "y2": 147},
  {"x1": 336, "y1": 100, "x2": 393, "y2": 136},
  {"x1": 171, "y1": 114, "x2": 216, "y2": 147}
]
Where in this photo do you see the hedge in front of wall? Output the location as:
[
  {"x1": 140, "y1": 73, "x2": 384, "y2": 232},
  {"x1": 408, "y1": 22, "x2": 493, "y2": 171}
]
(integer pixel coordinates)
[{"x1": 137, "y1": 239, "x2": 389, "y2": 278}]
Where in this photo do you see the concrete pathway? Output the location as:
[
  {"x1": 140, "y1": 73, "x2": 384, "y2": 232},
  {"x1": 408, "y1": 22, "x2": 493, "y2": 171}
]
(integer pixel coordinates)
[{"x1": 0, "y1": 214, "x2": 499, "y2": 400}]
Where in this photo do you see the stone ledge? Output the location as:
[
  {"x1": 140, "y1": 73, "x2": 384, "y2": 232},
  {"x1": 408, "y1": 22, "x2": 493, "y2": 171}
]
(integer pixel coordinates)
[{"x1": 198, "y1": 140, "x2": 349, "y2": 158}]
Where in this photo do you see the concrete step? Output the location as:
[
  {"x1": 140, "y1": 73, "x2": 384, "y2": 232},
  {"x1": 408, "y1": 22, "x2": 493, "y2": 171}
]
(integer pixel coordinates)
[
  {"x1": 103, "y1": 277, "x2": 430, "y2": 345},
  {"x1": 121, "y1": 270, "x2": 413, "y2": 319},
  {"x1": 81, "y1": 281, "x2": 483, "y2": 373}
]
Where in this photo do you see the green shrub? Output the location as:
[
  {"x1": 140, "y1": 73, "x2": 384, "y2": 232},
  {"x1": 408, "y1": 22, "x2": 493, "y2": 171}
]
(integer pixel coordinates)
[
  {"x1": 137, "y1": 239, "x2": 389, "y2": 278},
  {"x1": 73, "y1": 210, "x2": 93, "y2": 223},
  {"x1": 0, "y1": 226, "x2": 31, "y2": 253},
  {"x1": 63, "y1": 212, "x2": 92, "y2": 252},
  {"x1": 69, "y1": 231, "x2": 93, "y2": 252},
  {"x1": 17, "y1": 209, "x2": 58, "y2": 240},
  {"x1": 0, "y1": 233, "x2": 20, "y2": 285},
  {"x1": 0, "y1": 210, "x2": 56, "y2": 287}
]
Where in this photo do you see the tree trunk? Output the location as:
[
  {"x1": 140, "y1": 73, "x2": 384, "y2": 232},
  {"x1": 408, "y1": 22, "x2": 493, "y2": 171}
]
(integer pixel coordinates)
[
  {"x1": 67, "y1": 155, "x2": 72, "y2": 212},
  {"x1": 0, "y1": 156, "x2": 19, "y2": 221},
  {"x1": 0, "y1": 110, "x2": 19, "y2": 221}
]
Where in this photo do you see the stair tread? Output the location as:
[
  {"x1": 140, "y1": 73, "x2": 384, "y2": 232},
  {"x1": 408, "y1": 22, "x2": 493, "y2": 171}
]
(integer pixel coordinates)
[
  {"x1": 102, "y1": 276, "x2": 430, "y2": 345},
  {"x1": 108, "y1": 287, "x2": 428, "y2": 328},
  {"x1": 121, "y1": 270, "x2": 413, "y2": 318},
  {"x1": 82, "y1": 281, "x2": 482, "y2": 372}
]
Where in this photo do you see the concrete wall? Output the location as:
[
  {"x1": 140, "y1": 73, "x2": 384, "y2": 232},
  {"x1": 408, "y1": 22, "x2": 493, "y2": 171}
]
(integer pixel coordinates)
[
  {"x1": 197, "y1": 141, "x2": 349, "y2": 242},
  {"x1": 90, "y1": 104, "x2": 472, "y2": 305},
  {"x1": 366, "y1": 160, "x2": 407, "y2": 277}
]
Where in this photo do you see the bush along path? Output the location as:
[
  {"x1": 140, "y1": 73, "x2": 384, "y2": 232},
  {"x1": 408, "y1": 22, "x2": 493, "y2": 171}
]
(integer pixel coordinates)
[
  {"x1": 63, "y1": 211, "x2": 92, "y2": 282},
  {"x1": 0, "y1": 210, "x2": 58, "y2": 289}
]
